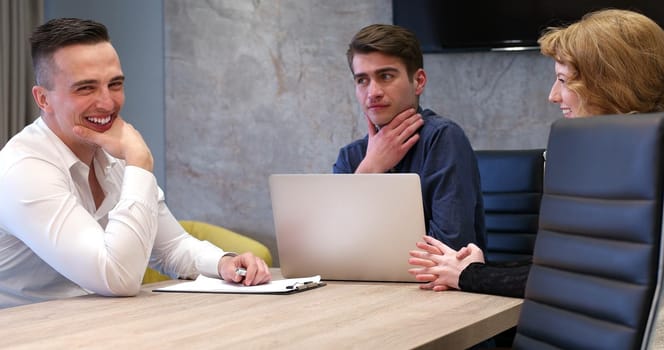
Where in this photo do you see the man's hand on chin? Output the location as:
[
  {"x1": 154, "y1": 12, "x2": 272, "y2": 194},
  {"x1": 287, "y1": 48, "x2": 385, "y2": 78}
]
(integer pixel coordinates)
[
  {"x1": 356, "y1": 108, "x2": 424, "y2": 173},
  {"x1": 73, "y1": 116, "x2": 154, "y2": 171}
]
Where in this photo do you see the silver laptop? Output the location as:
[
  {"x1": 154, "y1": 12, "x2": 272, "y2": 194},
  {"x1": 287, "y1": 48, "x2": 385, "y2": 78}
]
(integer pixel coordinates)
[{"x1": 269, "y1": 173, "x2": 425, "y2": 282}]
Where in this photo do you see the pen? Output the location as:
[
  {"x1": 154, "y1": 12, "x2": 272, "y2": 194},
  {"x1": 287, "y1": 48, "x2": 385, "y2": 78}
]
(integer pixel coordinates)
[{"x1": 235, "y1": 267, "x2": 247, "y2": 277}]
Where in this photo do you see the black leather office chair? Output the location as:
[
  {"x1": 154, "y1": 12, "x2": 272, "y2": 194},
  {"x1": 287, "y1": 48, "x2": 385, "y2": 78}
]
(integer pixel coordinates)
[
  {"x1": 476, "y1": 149, "x2": 545, "y2": 263},
  {"x1": 513, "y1": 113, "x2": 664, "y2": 349}
]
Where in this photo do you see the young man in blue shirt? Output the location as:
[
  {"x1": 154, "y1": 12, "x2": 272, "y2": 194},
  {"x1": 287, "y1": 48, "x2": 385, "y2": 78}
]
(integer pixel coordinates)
[{"x1": 333, "y1": 24, "x2": 486, "y2": 252}]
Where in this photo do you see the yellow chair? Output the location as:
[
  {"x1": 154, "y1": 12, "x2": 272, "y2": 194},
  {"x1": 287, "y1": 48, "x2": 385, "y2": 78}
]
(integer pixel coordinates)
[{"x1": 142, "y1": 220, "x2": 273, "y2": 284}]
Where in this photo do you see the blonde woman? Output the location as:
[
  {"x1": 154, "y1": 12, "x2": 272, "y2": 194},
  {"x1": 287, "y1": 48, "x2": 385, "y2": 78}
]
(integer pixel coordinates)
[{"x1": 409, "y1": 9, "x2": 664, "y2": 297}]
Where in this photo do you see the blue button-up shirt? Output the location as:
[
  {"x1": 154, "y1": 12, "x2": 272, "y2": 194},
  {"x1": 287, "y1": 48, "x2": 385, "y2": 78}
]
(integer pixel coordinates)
[{"x1": 333, "y1": 108, "x2": 486, "y2": 251}]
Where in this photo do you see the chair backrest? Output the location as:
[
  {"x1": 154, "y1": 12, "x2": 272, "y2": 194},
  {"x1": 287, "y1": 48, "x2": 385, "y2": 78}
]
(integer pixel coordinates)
[
  {"x1": 513, "y1": 113, "x2": 664, "y2": 349},
  {"x1": 476, "y1": 149, "x2": 545, "y2": 263}
]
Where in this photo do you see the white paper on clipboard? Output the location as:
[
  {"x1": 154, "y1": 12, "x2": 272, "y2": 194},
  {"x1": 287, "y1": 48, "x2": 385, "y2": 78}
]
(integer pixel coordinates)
[{"x1": 153, "y1": 274, "x2": 324, "y2": 294}]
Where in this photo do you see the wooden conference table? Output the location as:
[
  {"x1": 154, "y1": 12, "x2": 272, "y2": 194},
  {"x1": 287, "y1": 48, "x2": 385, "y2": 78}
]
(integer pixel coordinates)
[{"x1": 0, "y1": 269, "x2": 522, "y2": 349}]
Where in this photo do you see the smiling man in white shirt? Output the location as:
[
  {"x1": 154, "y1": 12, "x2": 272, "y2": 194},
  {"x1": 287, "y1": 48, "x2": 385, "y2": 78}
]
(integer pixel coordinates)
[{"x1": 0, "y1": 18, "x2": 271, "y2": 308}]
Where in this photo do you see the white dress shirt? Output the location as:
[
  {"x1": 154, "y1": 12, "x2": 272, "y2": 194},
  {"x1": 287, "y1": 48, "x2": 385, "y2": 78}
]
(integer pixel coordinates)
[{"x1": 0, "y1": 118, "x2": 224, "y2": 308}]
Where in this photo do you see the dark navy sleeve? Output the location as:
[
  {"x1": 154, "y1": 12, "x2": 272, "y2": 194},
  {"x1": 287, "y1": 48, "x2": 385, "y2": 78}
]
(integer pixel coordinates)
[
  {"x1": 419, "y1": 122, "x2": 486, "y2": 251},
  {"x1": 458, "y1": 261, "x2": 531, "y2": 298},
  {"x1": 333, "y1": 149, "x2": 352, "y2": 174},
  {"x1": 333, "y1": 137, "x2": 367, "y2": 174}
]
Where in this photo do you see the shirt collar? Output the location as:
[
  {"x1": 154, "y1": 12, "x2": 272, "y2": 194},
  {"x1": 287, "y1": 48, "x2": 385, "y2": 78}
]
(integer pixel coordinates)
[
  {"x1": 93, "y1": 147, "x2": 118, "y2": 176},
  {"x1": 35, "y1": 117, "x2": 120, "y2": 175},
  {"x1": 35, "y1": 117, "x2": 80, "y2": 170}
]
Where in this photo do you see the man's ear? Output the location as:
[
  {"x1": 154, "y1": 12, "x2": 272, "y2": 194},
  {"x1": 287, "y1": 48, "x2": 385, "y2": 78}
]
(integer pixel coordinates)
[
  {"x1": 414, "y1": 69, "x2": 427, "y2": 96},
  {"x1": 31, "y1": 85, "x2": 51, "y2": 113}
]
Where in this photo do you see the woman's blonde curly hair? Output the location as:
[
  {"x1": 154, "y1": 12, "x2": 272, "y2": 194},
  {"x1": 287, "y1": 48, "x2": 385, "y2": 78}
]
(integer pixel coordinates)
[{"x1": 539, "y1": 9, "x2": 664, "y2": 116}]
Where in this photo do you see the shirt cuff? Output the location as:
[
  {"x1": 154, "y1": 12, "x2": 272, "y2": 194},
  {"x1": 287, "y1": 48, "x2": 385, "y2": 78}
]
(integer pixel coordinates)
[{"x1": 195, "y1": 241, "x2": 226, "y2": 278}]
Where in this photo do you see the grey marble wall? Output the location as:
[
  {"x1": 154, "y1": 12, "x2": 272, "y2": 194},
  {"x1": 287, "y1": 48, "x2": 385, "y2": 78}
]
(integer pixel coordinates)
[{"x1": 164, "y1": 0, "x2": 560, "y2": 264}]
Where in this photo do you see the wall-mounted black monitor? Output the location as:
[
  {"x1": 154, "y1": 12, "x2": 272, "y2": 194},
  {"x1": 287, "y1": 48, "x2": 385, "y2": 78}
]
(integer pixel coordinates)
[{"x1": 393, "y1": 1, "x2": 664, "y2": 53}]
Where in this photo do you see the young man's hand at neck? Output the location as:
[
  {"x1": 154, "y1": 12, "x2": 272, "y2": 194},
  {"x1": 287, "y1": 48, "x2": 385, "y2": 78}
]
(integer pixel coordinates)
[{"x1": 355, "y1": 108, "x2": 423, "y2": 173}]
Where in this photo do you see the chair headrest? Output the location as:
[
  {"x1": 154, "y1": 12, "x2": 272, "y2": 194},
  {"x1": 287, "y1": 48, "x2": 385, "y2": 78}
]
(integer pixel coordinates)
[{"x1": 545, "y1": 113, "x2": 664, "y2": 199}]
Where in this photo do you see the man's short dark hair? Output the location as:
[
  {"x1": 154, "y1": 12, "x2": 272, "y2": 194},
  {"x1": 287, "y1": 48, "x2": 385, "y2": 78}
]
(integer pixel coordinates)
[
  {"x1": 346, "y1": 24, "x2": 423, "y2": 79},
  {"x1": 30, "y1": 18, "x2": 110, "y2": 88}
]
